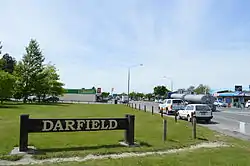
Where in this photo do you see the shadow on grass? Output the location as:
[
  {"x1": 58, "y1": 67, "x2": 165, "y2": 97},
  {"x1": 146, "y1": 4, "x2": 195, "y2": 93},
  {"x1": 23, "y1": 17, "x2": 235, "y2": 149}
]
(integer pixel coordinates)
[
  {"x1": 34, "y1": 142, "x2": 152, "y2": 155},
  {"x1": 1, "y1": 102, "x2": 72, "y2": 107},
  {"x1": 197, "y1": 137, "x2": 209, "y2": 141},
  {"x1": 0, "y1": 105, "x2": 23, "y2": 109}
]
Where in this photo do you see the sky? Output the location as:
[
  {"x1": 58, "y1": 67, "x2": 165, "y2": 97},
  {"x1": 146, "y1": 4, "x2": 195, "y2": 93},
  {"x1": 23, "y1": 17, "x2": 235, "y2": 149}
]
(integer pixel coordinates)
[{"x1": 1, "y1": 0, "x2": 250, "y2": 94}]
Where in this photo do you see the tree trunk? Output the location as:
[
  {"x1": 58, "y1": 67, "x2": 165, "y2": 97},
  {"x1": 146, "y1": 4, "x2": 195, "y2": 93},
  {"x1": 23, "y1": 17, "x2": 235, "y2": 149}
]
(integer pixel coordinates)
[{"x1": 23, "y1": 96, "x2": 27, "y2": 103}]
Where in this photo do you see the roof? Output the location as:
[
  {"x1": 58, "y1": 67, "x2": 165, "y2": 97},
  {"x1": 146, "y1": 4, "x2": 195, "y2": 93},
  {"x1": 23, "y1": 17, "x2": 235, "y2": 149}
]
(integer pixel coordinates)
[
  {"x1": 216, "y1": 92, "x2": 246, "y2": 97},
  {"x1": 64, "y1": 88, "x2": 96, "y2": 94},
  {"x1": 210, "y1": 87, "x2": 250, "y2": 94}
]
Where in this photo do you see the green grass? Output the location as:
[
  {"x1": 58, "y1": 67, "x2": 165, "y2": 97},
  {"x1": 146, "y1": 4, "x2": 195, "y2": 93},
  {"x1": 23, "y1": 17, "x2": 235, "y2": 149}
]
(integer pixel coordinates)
[
  {"x1": 0, "y1": 103, "x2": 218, "y2": 161},
  {"x1": 29, "y1": 146, "x2": 250, "y2": 166}
]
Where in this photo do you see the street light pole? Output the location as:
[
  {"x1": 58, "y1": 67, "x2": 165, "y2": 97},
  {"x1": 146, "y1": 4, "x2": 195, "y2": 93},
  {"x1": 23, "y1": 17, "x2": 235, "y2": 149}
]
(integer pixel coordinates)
[
  {"x1": 127, "y1": 64, "x2": 143, "y2": 103},
  {"x1": 163, "y1": 76, "x2": 173, "y2": 91},
  {"x1": 127, "y1": 67, "x2": 130, "y2": 102}
]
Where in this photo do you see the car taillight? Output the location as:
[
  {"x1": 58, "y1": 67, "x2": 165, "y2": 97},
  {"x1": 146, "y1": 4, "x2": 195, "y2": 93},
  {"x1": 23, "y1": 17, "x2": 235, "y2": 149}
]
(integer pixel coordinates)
[{"x1": 170, "y1": 105, "x2": 172, "y2": 110}]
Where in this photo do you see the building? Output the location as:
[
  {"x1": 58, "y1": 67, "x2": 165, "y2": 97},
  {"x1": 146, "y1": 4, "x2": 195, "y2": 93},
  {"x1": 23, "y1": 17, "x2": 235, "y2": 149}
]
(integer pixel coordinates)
[
  {"x1": 211, "y1": 86, "x2": 250, "y2": 107},
  {"x1": 59, "y1": 87, "x2": 97, "y2": 102}
]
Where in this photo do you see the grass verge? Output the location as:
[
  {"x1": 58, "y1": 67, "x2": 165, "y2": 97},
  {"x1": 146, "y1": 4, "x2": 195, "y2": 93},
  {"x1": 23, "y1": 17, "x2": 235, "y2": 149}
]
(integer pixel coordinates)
[{"x1": 0, "y1": 103, "x2": 224, "y2": 161}]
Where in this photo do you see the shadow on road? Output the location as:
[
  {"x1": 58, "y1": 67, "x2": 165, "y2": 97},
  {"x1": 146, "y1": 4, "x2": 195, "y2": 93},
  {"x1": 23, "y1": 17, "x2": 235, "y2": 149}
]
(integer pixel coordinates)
[{"x1": 198, "y1": 120, "x2": 219, "y2": 125}]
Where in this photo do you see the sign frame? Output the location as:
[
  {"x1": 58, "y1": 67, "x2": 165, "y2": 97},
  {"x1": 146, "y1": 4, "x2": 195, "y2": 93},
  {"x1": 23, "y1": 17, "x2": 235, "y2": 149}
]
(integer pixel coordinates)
[{"x1": 19, "y1": 114, "x2": 135, "y2": 152}]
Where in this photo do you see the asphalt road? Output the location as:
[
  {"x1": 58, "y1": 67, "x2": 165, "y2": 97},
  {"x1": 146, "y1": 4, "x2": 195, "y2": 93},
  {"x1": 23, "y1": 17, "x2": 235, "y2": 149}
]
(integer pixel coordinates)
[{"x1": 130, "y1": 101, "x2": 250, "y2": 141}]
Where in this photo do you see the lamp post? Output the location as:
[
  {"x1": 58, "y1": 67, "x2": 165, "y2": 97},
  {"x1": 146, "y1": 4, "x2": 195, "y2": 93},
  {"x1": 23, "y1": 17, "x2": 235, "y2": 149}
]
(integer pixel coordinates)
[
  {"x1": 127, "y1": 64, "x2": 143, "y2": 102},
  {"x1": 163, "y1": 76, "x2": 173, "y2": 91}
]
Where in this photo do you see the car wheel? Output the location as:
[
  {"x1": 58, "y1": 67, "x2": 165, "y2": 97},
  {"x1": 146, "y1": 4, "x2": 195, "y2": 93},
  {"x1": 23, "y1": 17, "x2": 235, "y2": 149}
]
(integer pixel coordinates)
[
  {"x1": 177, "y1": 112, "x2": 181, "y2": 119},
  {"x1": 205, "y1": 119, "x2": 211, "y2": 124}
]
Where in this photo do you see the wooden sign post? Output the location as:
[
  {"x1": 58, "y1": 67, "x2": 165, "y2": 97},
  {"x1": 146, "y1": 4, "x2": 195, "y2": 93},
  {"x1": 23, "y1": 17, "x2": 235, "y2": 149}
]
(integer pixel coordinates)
[{"x1": 19, "y1": 114, "x2": 135, "y2": 151}]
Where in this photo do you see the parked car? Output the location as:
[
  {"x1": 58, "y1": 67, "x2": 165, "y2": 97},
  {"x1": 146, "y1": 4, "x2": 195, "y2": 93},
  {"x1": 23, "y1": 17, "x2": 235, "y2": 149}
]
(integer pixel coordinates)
[
  {"x1": 177, "y1": 104, "x2": 213, "y2": 123},
  {"x1": 245, "y1": 100, "x2": 250, "y2": 108},
  {"x1": 158, "y1": 99, "x2": 186, "y2": 115},
  {"x1": 43, "y1": 96, "x2": 59, "y2": 103},
  {"x1": 214, "y1": 100, "x2": 227, "y2": 107}
]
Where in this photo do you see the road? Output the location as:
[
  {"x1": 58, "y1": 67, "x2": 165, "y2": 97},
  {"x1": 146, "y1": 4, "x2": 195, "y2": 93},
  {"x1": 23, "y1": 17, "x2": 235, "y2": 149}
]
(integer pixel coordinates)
[{"x1": 130, "y1": 101, "x2": 250, "y2": 141}]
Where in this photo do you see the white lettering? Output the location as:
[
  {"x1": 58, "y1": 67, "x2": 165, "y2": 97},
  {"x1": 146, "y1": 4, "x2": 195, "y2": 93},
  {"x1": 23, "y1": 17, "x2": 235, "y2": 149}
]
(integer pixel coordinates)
[
  {"x1": 85, "y1": 120, "x2": 91, "y2": 130},
  {"x1": 91, "y1": 120, "x2": 100, "y2": 129},
  {"x1": 100, "y1": 120, "x2": 108, "y2": 129},
  {"x1": 109, "y1": 120, "x2": 118, "y2": 129},
  {"x1": 76, "y1": 120, "x2": 85, "y2": 130},
  {"x1": 65, "y1": 120, "x2": 75, "y2": 130},
  {"x1": 53, "y1": 120, "x2": 64, "y2": 131},
  {"x1": 42, "y1": 120, "x2": 54, "y2": 131}
]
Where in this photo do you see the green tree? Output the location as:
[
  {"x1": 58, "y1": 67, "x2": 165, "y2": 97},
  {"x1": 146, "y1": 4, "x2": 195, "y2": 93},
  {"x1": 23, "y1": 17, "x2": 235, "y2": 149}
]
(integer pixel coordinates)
[
  {"x1": 153, "y1": 85, "x2": 169, "y2": 96},
  {"x1": 145, "y1": 93, "x2": 153, "y2": 101},
  {"x1": 136, "y1": 92, "x2": 144, "y2": 99},
  {"x1": 101, "y1": 92, "x2": 110, "y2": 98},
  {"x1": 39, "y1": 64, "x2": 64, "y2": 100},
  {"x1": 129, "y1": 92, "x2": 136, "y2": 100},
  {"x1": 194, "y1": 84, "x2": 211, "y2": 94},
  {"x1": 1, "y1": 53, "x2": 16, "y2": 74},
  {"x1": 17, "y1": 39, "x2": 46, "y2": 102},
  {"x1": 0, "y1": 70, "x2": 16, "y2": 103},
  {"x1": 0, "y1": 42, "x2": 16, "y2": 73}
]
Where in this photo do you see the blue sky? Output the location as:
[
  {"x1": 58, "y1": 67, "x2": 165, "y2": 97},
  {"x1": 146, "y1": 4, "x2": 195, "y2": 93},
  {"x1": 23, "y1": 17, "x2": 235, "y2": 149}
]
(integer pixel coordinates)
[{"x1": 1, "y1": 0, "x2": 250, "y2": 93}]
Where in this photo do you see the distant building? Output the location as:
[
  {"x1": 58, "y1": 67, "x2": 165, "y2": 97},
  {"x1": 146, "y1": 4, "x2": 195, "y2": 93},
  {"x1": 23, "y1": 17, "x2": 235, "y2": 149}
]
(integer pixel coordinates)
[
  {"x1": 211, "y1": 86, "x2": 250, "y2": 107},
  {"x1": 59, "y1": 87, "x2": 97, "y2": 102}
]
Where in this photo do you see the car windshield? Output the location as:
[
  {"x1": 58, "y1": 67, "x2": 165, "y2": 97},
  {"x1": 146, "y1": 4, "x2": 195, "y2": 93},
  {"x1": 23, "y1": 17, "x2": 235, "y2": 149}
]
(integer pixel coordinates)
[
  {"x1": 196, "y1": 105, "x2": 210, "y2": 111},
  {"x1": 173, "y1": 100, "x2": 184, "y2": 104}
]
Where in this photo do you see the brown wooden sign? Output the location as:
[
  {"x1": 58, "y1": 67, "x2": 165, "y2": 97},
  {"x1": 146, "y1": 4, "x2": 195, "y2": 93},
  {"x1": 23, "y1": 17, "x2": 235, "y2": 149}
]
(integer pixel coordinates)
[{"x1": 19, "y1": 114, "x2": 135, "y2": 152}]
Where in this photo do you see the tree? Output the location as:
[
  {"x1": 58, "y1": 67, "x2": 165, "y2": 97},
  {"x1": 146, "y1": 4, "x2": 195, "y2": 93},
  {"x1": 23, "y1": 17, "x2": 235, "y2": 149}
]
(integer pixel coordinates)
[
  {"x1": 39, "y1": 64, "x2": 64, "y2": 100},
  {"x1": 145, "y1": 93, "x2": 153, "y2": 101},
  {"x1": 136, "y1": 92, "x2": 144, "y2": 99},
  {"x1": 129, "y1": 92, "x2": 137, "y2": 100},
  {"x1": 1, "y1": 53, "x2": 16, "y2": 74},
  {"x1": 17, "y1": 39, "x2": 46, "y2": 102},
  {"x1": 0, "y1": 70, "x2": 16, "y2": 104},
  {"x1": 0, "y1": 42, "x2": 16, "y2": 73},
  {"x1": 194, "y1": 84, "x2": 211, "y2": 94},
  {"x1": 101, "y1": 92, "x2": 110, "y2": 98},
  {"x1": 153, "y1": 85, "x2": 169, "y2": 97}
]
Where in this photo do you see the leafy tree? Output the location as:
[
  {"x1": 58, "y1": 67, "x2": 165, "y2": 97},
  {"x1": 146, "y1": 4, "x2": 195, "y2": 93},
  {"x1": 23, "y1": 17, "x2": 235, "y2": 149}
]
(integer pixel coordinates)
[
  {"x1": 194, "y1": 84, "x2": 210, "y2": 94},
  {"x1": 0, "y1": 42, "x2": 16, "y2": 73},
  {"x1": 1, "y1": 53, "x2": 16, "y2": 74},
  {"x1": 129, "y1": 92, "x2": 137, "y2": 100},
  {"x1": 101, "y1": 92, "x2": 110, "y2": 98},
  {"x1": 0, "y1": 70, "x2": 16, "y2": 103},
  {"x1": 40, "y1": 64, "x2": 64, "y2": 100},
  {"x1": 153, "y1": 85, "x2": 169, "y2": 96},
  {"x1": 145, "y1": 93, "x2": 153, "y2": 100},
  {"x1": 136, "y1": 92, "x2": 144, "y2": 99},
  {"x1": 17, "y1": 39, "x2": 46, "y2": 102}
]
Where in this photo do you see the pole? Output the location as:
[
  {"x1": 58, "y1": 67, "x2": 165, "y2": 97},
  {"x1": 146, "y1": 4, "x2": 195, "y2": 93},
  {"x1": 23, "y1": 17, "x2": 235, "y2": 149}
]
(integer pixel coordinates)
[
  {"x1": 163, "y1": 119, "x2": 167, "y2": 141},
  {"x1": 192, "y1": 114, "x2": 197, "y2": 139},
  {"x1": 171, "y1": 80, "x2": 173, "y2": 91},
  {"x1": 127, "y1": 68, "x2": 130, "y2": 103}
]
